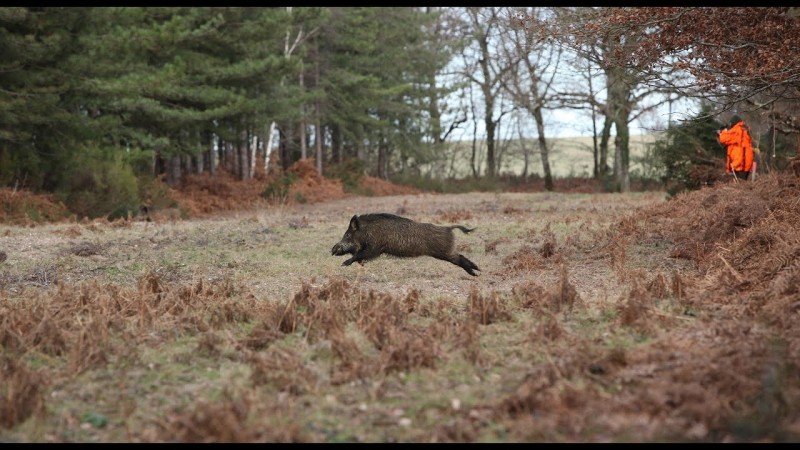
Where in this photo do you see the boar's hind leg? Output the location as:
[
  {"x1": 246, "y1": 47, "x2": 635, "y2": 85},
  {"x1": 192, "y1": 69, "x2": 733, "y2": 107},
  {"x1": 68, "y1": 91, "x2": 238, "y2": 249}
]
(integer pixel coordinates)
[
  {"x1": 456, "y1": 255, "x2": 480, "y2": 276},
  {"x1": 343, "y1": 246, "x2": 382, "y2": 266},
  {"x1": 436, "y1": 253, "x2": 480, "y2": 276}
]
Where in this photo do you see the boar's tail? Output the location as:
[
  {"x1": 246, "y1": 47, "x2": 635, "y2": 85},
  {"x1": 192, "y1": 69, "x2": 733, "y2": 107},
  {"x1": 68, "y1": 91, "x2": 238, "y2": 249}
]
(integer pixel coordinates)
[{"x1": 450, "y1": 225, "x2": 475, "y2": 234}]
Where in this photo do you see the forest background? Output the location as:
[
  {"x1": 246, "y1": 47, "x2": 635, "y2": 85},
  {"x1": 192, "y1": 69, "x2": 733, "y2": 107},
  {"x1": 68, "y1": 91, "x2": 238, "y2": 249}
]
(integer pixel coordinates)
[{"x1": 1, "y1": 7, "x2": 799, "y2": 221}]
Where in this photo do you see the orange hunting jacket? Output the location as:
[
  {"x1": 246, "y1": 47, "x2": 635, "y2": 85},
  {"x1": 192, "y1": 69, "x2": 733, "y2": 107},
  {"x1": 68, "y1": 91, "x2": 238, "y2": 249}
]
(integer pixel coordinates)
[{"x1": 718, "y1": 121, "x2": 754, "y2": 173}]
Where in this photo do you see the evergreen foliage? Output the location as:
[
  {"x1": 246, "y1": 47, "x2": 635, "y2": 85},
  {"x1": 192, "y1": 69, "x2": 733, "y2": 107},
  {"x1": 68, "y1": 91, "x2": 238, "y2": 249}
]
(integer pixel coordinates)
[
  {"x1": 652, "y1": 104, "x2": 727, "y2": 196},
  {"x1": 0, "y1": 7, "x2": 451, "y2": 217}
]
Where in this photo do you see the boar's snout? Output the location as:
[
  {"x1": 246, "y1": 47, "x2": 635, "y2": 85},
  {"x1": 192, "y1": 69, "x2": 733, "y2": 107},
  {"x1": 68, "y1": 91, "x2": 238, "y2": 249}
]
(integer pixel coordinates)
[{"x1": 331, "y1": 242, "x2": 347, "y2": 256}]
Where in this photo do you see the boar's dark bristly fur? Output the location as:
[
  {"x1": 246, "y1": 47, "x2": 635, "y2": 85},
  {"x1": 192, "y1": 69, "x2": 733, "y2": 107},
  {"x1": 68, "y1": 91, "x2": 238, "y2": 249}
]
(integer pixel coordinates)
[{"x1": 330, "y1": 213, "x2": 481, "y2": 276}]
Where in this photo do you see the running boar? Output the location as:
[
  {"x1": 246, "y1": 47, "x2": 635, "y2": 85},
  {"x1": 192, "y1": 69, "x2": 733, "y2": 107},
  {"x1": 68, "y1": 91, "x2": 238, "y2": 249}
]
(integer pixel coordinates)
[{"x1": 330, "y1": 213, "x2": 481, "y2": 276}]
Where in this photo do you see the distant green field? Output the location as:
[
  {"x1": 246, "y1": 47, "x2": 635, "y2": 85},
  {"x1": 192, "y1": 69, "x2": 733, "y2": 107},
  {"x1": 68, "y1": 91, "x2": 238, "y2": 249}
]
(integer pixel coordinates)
[{"x1": 425, "y1": 133, "x2": 663, "y2": 179}]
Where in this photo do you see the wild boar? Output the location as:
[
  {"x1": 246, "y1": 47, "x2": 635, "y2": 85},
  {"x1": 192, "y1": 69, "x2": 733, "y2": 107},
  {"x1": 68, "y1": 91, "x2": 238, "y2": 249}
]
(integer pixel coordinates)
[{"x1": 330, "y1": 213, "x2": 480, "y2": 276}]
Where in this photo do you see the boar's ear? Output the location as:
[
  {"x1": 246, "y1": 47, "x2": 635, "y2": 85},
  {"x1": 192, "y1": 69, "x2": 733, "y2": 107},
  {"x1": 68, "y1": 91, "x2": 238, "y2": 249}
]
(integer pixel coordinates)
[{"x1": 348, "y1": 215, "x2": 360, "y2": 231}]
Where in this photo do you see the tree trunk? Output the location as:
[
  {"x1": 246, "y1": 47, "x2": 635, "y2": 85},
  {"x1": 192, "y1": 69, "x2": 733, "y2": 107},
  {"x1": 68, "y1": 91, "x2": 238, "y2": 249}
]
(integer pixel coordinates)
[
  {"x1": 233, "y1": 134, "x2": 241, "y2": 178},
  {"x1": 265, "y1": 122, "x2": 276, "y2": 175},
  {"x1": 238, "y1": 129, "x2": 248, "y2": 180},
  {"x1": 470, "y1": 86, "x2": 480, "y2": 178},
  {"x1": 211, "y1": 138, "x2": 220, "y2": 176},
  {"x1": 614, "y1": 118, "x2": 630, "y2": 193},
  {"x1": 532, "y1": 105, "x2": 553, "y2": 191},
  {"x1": 377, "y1": 140, "x2": 388, "y2": 180},
  {"x1": 314, "y1": 52, "x2": 323, "y2": 174},
  {"x1": 484, "y1": 99, "x2": 496, "y2": 179},
  {"x1": 166, "y1": 154, "x2": 182, "y2": 186},
  {"x1": 196, "y1": 152, "x2": 204, "y2": 174},
  {"x1": 599, "y1": 116, "x2": 612, "y2": 180},
  {"x1": 589, "y1": 83, "x2": 599, "y2": 179},
  {"x1": 182, "y1": 154, "x2": 192, "y2": 177},
  {"x1": 249, "y1": 131, "x2": 258, "y2": 179},
  {"x1": 473, "y1": 10, "x2": 498, "y2": 180},
  {"x1": 299, "y1": 70, "x2": 307, "y2": 161},
  {"x1": 470, "y1": 127, "x2": 480, "y2": 178},
  {"x1": 356, "y1": 126, "x2": 366, "y2": 162},
  {"x1": 225, "y1": 140, "x2": 236, "y2": 174},
  {"x1": 207, "y1": 145, "x2": 214, "y2": 176},
  {"x1": 600, "y1": 117, "x2": 612, "y2": 176},
  {"x1": 315, "y1": 105, "x2": 323, "y2": 175},
  {"x1": 607, "y1": 65, "x2": 632, "y2": 193},
  {"x1": 280, "y1": 122, "x2": 294, "y2": 171},
  {"x1": 516, "y1": 117, "x2": 529, "y2": 180},
  {"x1": 331, "y1": 126, "x2": 341, "y2": 164}
]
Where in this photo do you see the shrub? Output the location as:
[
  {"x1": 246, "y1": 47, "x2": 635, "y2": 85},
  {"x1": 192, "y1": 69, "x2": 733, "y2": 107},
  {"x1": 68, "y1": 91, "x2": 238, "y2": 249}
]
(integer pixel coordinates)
[
  {"x1": 325, "y1": 158, "x2": 367, "y2": 192},
  {"x1": 262, "y1": 172, "x2": 298, "y2": 204},
  {"x1": 57, "y1": 146, "x2": 140, "y2": 219},
  {"x1": 390, "y1": 172, "x2": 504, "y2": 193},
  {"x1": 137, "y1": 175, "x2": 178, "y2": 211},
  {"x1": 653, "y1": 104, "x2": 726, "y2": 196}
]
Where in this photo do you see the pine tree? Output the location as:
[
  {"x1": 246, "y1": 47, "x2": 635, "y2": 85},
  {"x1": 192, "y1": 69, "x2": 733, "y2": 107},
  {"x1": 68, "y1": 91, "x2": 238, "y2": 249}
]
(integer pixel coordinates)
[{"x1": 0, "y1": 7, "x2": 89, "y2": 190}]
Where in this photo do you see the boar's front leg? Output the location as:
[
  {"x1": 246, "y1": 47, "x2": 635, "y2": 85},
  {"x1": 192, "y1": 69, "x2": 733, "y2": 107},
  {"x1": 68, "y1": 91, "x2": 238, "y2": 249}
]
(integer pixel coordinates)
[{"x1": 343, "y1": 245, "x2": 382, "y2": 266}]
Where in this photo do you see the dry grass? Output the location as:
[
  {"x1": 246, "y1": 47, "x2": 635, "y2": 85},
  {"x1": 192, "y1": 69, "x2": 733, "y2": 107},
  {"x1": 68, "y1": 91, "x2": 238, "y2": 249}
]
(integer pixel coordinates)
[{"x1": 2, "y1": 174, "x2": 800, "y2": 442}]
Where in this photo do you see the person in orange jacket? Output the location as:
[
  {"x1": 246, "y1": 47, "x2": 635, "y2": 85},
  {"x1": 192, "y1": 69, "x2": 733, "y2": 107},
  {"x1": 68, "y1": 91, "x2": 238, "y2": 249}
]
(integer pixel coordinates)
[{"x1": 717, "y1": 115, "x2": 754, "y2": 180}]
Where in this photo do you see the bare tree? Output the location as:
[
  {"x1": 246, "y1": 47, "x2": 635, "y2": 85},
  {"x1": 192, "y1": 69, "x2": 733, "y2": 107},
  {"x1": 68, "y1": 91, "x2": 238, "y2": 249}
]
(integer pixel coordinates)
[
  {"x1": 527, "y1": 7, "x2": 681, "y2": 192},
  {"x1": 467, "y1": 80, "x2": 483, "y2": 178},
  {"x1": 498, "y1": 7, "x2": 562, "y2": 190},
  {"x1": 460, "y1": 7, "x2": 516, "y2": 179}
]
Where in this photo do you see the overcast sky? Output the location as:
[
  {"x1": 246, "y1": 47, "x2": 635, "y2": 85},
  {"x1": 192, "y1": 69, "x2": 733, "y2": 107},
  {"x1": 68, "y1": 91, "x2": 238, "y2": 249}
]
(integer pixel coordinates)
[{"x1": 445, "y1": 94, "x2": 700, "y2": 142}]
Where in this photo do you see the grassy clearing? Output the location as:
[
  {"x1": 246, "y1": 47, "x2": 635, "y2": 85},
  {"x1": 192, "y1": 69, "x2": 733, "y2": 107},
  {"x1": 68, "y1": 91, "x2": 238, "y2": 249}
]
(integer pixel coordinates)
[
  {"x1": 1, "y1": 185, "x2": 799, "y2": 442},
  {"x1": 424, "y1": 134, "x2": 660, "y2": 179}
]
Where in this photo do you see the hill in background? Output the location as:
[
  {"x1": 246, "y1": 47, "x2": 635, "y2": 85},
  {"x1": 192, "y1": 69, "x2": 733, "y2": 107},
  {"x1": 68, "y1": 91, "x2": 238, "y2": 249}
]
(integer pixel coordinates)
[{"x1": 424, "y1": 133, "x2": 662, "y2": 179}]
